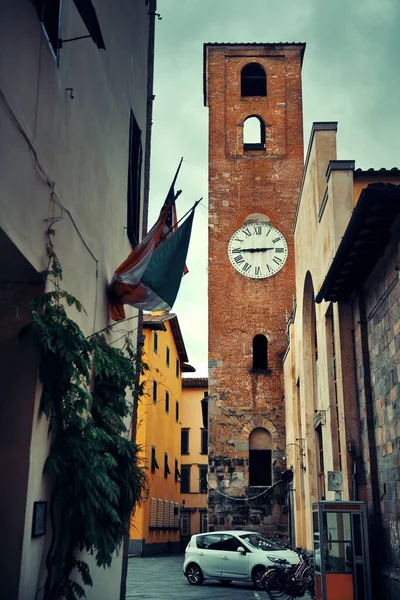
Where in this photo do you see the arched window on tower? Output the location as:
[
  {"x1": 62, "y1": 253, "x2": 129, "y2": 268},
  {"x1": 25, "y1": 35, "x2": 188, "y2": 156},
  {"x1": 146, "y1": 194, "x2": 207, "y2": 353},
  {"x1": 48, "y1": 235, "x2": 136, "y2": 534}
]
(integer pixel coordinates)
[
  {"x1": 249, "y1": 428, "x2": 272, "y2": 486},
  {"x1": 252, "y1": 334, "x2": 268, "y2": 370},
  {"x1": 241, "y1": 63, "x2": 267, "y2": 97},
  {"x1": 243, "y1": 116, "x2": 265, "y2": 152}
]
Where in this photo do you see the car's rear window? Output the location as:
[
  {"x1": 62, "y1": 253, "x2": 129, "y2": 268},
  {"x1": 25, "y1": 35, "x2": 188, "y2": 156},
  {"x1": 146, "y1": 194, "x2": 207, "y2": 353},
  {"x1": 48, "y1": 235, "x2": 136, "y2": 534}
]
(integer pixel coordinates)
[{"x1": 196, "y1": 534, "x2": 222, "y2": 550}]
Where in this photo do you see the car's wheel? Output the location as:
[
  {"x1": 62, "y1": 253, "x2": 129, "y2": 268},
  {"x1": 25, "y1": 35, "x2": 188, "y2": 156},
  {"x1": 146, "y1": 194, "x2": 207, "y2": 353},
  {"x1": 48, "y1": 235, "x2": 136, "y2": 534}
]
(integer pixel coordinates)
[
  {"x1": 252, "y1": 565, "x2": 267, "y2": 590},
  {"x1": 186, "y1": 563, "x2": 204, "y2": 585},
  {"x1": 219, "y1": 579, "x2": 232, "y2": 586}
]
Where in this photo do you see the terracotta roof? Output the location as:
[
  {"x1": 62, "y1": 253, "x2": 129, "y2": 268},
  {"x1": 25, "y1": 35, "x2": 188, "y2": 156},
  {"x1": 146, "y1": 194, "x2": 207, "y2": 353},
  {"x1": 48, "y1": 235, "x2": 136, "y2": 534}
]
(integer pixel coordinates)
[
  {"x1": 182, "y1": 377, "x2": 208, "y2": 388},
  {"x1": 142, "y1": 312, "x2": 189, "y2": 363},
  {"x1": 316, "y1": 183, "x2": 400, "y2": 303},
  {"x1": 354, "y1": 167, "x2": 399, "y2": 176}
]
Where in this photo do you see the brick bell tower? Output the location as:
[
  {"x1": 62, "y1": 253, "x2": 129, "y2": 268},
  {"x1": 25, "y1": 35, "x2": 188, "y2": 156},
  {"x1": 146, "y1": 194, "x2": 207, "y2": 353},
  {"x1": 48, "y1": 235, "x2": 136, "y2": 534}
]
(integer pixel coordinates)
[{"x1": 204, "y1": 43, "x2": 305, "y2": 536}]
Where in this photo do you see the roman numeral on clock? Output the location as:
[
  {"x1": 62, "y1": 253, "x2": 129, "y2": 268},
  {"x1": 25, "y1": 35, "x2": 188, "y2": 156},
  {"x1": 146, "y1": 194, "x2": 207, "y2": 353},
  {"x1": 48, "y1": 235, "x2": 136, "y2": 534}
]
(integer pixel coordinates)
[
  {"x1": 234, "y1": 255, "x2": 245, "y2": 265},
  {"x1": 242, "y1": 263, "x2": 251, "y2": 274},
  {"x1": 266, "y1": 264, "x2": 273, "y2": 274},
  {"x1": 231, "y1": 247, "x2": 242, "y2": 253},
  {"x1": 253, "y1": 225, "x2": 262, "y2": 235},
  {"x1": 243, "y1": 227, "x2": 251, "y2": 237},
  {"x1": 275, "y1": 247, "x2": 285, "y2": 253},
  {"x1": 273, "y1": 256, "x2": 283, "y2": 266},
  {"x1": 272, "y1": 237, "x2": 281, "y2": 243},
  {"x1": 255, "y1": 266, "x2": 261, "y2": 277}
]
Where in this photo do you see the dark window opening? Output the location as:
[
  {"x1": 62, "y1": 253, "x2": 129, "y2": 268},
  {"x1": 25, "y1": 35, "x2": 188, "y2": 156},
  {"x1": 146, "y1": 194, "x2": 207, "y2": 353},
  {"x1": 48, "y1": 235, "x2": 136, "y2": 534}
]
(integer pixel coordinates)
[
  {"x1": 249, "y1": 428, "x2": 272, "y2": 486},
  {"x1": 249, "y1": 449, "x2": 272, "y2": 486},
  {"x1": 164, "y1": 453, "x2": 170, "y2": 478},
  {"x1": 252, "y1": 334, "x2": 268, "y2": 370},
  {"x1": 175, "y1": 459, "x2": 181, "y2": 482},
  {"x1": 316, "y1": 424, "x2": 325, "y2": 499},
  {"x1": 199, "y1": 465, "x2": 207, "y2": 493},
  {"x1": 33, "y1": 0, "x2": 62, "y2": 58},
  {"x1": 175, "y1": 401, "x2": 179, "y2": 422},
  {"x1": 151, "y1": 446, "x2": 159, "y2": 474},
  {"x1": 200, "y1": 429, "x2": 208, "y2": 455},
  {"x1": 127, "y1": 110, "x2": 142, "y2": 246},
  {"x1": 243, "y1": 116, "x2": 266, "y2": 152},
  {"x1": 241, "y1": 62, "x2": 267, "y2": 97},
  {"x1": 153, "y1": 331, "x2": 158, "y2": 354},
  {"x1": 152, "y1": 380, "x2": 157, "y2": 404},
  {"x1": 165, "y1": 391, "x2": 169, "y2": 414},
  {"x1": 181, "y1": 465, "x2": 190, "y2": 493},
  {"x1": 176, "y1": 358, "x2": 180, "y2": 378},
  {"x1": 166, "y1": 346, "x2": 170, "y2": 367},
  {"x1": 181, "y1": 429, "x2": 189, "y2": 454}
]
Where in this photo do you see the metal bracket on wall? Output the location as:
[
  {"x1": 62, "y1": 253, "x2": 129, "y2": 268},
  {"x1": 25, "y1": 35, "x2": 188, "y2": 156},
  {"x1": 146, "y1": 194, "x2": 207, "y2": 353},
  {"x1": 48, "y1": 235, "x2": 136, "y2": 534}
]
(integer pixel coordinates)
[{"x1": 148, "y1": 12, "x2": 162, "y2": 19}]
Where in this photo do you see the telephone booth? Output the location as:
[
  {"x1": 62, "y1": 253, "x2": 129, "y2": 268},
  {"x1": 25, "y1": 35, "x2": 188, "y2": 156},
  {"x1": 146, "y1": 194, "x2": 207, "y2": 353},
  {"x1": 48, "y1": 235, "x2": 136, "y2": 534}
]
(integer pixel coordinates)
[{"x1": 312, "y1": 501, "x2": 372, "y2": 600}]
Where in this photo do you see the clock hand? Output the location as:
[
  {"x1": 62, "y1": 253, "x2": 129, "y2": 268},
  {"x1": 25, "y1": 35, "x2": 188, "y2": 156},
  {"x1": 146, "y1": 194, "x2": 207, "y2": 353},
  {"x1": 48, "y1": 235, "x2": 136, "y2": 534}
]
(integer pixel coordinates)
[{"x1": 239, "y1": 247, "x2": 275, "y2": 252}]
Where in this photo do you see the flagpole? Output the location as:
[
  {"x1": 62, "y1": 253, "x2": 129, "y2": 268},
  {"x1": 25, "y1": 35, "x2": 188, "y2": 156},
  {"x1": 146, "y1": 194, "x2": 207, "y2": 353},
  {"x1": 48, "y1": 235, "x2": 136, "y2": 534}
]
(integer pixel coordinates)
[{"x1": 157, "y1": 198, "x2": 202, "y2": 245}]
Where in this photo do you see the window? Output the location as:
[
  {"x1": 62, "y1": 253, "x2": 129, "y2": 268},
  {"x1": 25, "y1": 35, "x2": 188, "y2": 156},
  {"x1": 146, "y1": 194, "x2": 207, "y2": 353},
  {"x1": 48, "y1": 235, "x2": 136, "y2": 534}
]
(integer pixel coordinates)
[
  {"x1": 252, "y1": 334, "x2": 268, "y2": 370},
  {"x1": 174, "y1": 459, "x2": 181, "y2": 483},
  {"x1": 200, "y1": 511, "x2": 208, "y2": 533},
  {"x1": 166, "y1": 346, "x2": 170, "y2": 367},
  {"x1": 181, "y1": 512, "x2": 190, "y2": 537},
  {"x1": 196, "y1": 534, "x2": 223, "y2": 550},
  {"x1": 151, "y1": 446, "x2": 159, "y2": 474},
  {"x1": 327, "y1": 307, "x2": 342, "y2": 471},
  {"x1": 33, "y1": 0, "x2": 62, "y2": 60},
  {"x1": 175, "y1": 400, "x2": 179, "y2": 422},
  {"x1": 127, "y1": 110, "x2": 142, "y2": 246},
  {"x1": 176, "y1": 358, "x2": 179, "y2": 378},
  {"x1": 316, "y1": 424, "x2": 325, "y2": 500},
  {"x1": 181, "y1": 429, "x2": 189, "y2": 454},
  {"x1": 164, "y1": 453, "x2": 170, "y2": 478},
  {"x1": 221, "y1": 535, "x2": 243, "y2": 552},
  {"x1": 200, "y1": 429, "x2": 208, "y2": 455},
  {"x1": 249, "y1": 428, "x2": 272, "y2": 486},
  {"x1": 153, "y1": 331, "x2": 158, "y2": 354},
  {"x1": 165, "y1": 390, "x2": 170, "y2": 414},
  {"x1": 180, "y1": 465, "x2": 191, "y2": 493},
  {"x1": 199, "y1": 465, "x2": 207, "y2": 494},
  {"x1": 152, "y1": 380, "x2": 157, "y2": 404},
  {"x1": 243, "y1": 116, "x2": 266, "y2": 151},
  {"x1": 241, "y1": 62, "x2": 267, "y2": 97}
]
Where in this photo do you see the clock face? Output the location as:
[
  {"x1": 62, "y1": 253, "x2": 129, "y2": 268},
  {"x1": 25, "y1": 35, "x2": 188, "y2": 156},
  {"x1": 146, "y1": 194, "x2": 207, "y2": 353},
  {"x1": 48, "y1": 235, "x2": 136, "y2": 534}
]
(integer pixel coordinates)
[{"x1": 228, "y1": 222, "x2": 288, "y2": 279}]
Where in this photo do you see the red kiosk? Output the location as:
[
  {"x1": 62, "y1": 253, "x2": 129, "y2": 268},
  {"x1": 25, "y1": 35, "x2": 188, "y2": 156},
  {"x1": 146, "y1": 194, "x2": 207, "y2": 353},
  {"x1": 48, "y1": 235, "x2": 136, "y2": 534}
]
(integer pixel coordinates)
[{"x1": 312, "y1": 501, "x2": 372, "y2": 600}]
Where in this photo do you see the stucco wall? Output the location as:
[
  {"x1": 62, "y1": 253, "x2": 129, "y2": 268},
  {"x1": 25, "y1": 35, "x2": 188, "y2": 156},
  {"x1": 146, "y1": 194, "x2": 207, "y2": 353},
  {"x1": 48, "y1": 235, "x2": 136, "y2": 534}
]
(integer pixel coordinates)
[{"x1": 0, "y1": 1, "x2": 155, "y2": 597}]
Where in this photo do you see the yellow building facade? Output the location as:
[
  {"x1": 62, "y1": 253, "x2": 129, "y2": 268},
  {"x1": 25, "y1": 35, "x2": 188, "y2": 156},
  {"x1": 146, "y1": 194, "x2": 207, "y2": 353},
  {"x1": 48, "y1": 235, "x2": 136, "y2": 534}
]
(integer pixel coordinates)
[
  {"x1": 129, "y1": 312, "x2": 193, "y2": 556},
  {"x1": 180, "y1": 378, "x2": 209, "y2": 549}
]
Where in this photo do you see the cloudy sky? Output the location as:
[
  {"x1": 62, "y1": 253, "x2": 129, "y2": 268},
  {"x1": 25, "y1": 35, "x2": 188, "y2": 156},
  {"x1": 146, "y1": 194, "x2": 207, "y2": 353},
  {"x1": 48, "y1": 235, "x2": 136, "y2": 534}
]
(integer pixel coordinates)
[{"x1": 148, "y1": 0, "x2": 400, "y2": 377}]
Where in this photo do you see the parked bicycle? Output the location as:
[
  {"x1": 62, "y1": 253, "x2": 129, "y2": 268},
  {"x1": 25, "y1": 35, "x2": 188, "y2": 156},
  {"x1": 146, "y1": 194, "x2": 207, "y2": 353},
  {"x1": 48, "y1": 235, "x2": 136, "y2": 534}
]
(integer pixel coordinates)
[{"x1": 262, "y1": 548, "x2": 315, "y2": 600}]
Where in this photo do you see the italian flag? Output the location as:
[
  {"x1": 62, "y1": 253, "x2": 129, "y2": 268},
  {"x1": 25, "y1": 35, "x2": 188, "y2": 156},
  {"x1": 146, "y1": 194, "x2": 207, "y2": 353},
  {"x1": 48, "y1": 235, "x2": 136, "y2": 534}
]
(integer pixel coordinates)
[{"x1": 109, "y1": 201, "x2": 195, "y2": 321}]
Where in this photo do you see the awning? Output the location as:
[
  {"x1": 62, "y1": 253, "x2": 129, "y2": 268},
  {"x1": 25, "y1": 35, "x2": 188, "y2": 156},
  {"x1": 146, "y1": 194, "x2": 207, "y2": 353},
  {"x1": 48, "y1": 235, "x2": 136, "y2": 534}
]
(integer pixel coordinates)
[
  {"x1": 73, "y1": 0, "x2": 106, "y2": 49},
  {"x1": 316, "y1": 183, "x2": 400, "y2": 304}
]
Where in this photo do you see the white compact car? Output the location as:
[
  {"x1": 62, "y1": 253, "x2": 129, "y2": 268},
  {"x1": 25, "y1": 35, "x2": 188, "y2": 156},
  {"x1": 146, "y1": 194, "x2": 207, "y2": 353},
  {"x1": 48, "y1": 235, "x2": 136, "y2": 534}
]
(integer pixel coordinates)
[{"x1": 183, "y1": 530, "x2": 299, "y2": 589}]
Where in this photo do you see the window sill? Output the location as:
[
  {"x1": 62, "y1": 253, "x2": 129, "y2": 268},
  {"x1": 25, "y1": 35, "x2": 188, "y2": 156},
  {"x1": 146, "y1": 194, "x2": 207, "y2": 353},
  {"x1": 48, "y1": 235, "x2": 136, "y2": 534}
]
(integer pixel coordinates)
[
  {"x1": 243, "y1": 144, "x2": 265, "y2": 152},
  {"x1": 249, "y1": 368, "x2": 271, "y2": 375}
]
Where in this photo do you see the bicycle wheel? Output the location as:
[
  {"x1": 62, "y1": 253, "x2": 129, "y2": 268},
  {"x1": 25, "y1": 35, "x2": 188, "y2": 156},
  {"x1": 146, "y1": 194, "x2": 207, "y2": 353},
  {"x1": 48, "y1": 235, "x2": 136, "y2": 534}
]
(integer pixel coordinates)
[{"x1": 263, "y1": 570, "x2": 289, "y2": 600}]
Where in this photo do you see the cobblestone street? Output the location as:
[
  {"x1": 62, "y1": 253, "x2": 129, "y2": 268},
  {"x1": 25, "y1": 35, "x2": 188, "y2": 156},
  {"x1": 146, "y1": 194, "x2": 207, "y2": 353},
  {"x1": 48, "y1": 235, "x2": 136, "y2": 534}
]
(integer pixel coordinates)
[{"x1": 126, "y1": 554, "x2": 312, "y2": 600}]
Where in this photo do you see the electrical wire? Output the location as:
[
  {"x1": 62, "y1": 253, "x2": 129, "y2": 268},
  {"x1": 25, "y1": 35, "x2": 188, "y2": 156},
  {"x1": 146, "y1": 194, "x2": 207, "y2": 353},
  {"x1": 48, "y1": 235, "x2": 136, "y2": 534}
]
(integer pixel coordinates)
[{"x1": 206, "y1": 477, "x2": 286, "y2": 501}]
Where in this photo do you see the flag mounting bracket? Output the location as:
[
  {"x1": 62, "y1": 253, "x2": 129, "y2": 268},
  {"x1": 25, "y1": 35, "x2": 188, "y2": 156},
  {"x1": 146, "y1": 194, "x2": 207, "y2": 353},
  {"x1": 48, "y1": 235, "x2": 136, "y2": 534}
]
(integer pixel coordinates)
[{"x1": 58, "y1": 35, "x2": 92, "y2": 49}]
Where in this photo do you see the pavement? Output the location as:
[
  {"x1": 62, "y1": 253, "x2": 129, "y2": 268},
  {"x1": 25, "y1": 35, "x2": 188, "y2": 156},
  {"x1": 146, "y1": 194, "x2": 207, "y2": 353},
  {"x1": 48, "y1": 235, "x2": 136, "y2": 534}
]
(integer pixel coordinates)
[{"x1": 126, "y1": 554, "x2": 312, "y2": 600}]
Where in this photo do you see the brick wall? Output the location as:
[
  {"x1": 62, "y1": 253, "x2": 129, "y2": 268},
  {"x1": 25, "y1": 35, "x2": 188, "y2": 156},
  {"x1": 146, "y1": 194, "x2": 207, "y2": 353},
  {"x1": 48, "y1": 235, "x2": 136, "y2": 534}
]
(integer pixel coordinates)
[{"x1": 206, "y1": 43, "x2": 304, "y2": 534}]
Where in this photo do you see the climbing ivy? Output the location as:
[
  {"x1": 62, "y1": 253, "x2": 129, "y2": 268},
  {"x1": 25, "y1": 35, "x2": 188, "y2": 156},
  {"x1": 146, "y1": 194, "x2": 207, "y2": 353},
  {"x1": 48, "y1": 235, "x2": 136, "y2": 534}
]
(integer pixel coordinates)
[{"x1": 22, "y1": 233, "x2": 147, "y2": 600}]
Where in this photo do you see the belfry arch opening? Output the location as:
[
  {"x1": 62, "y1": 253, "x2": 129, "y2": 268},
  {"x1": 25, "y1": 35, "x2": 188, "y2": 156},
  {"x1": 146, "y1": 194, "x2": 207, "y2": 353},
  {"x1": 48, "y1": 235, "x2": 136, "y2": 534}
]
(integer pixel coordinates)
[
  {"x1": 249, "y1": 428, "x2": 272, "y2": 486},
  {"x1": 241, "y1": 63, "x2": 267, "y2": 97},
  {"x1": 243, "y1": 116, "x2": 265, "y2": 151}
]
